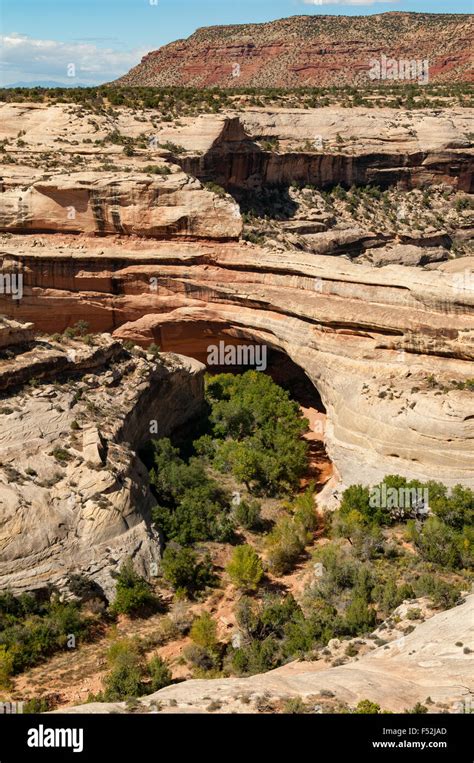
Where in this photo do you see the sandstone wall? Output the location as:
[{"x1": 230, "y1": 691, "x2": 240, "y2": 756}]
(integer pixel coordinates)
[
  {"x1": 1, "y1": 241, "x2": 472, "y2": 490},
  {"x1": 0, "y1": 172, "x2": 242, "y2": 240},
  {"x1": 180, "y1": 109, "x2": 473, "y2": 191},
  {"x1": 0, "y1": 336, "x2": 205, "y2": 598}
]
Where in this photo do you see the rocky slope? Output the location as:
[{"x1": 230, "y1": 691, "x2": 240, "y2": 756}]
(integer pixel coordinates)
[
  {"x1": 0, "y1": 320, "x2": 205, "y2": 597},
  {"x1": 115, "y1": 13, "x2": 474, "y2": 88},
  {"x1": 59, "y1": 593, "x2": 474, "y2": 714}
]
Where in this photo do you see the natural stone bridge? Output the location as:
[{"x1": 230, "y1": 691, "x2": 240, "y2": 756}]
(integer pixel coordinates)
[{"x1": 1, "y1": 238, "x2": 472, "y2": 490}]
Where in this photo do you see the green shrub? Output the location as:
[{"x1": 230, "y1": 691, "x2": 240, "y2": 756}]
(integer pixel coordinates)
[
  {"x1": 282, "y1": 697, "x2": 309, "y2": 714},
  {"x1": 207, "y1": 372, "x2": 308, "y2": 496},
  {"x1": 344, "y1": 593, "x2": 376, "y2": 635},
  {"x1": 332, "y1": 511, "x2": 385, "y2": 559},
  {"x1": 313, "y1": 544, "x2": 359, "y2": 593},
  {"x1": 102, "y1": 639, "x2": 172, "y2": 699},
  {"x1": 234, "y1": 499, "x2": 261, "y2": 530},
  {"x1": 354, "y1": 699, "x2": 381, "y2": 714},
  {"x1": 413, "y1": 574, "x2": 461, "y2": 609},
  {"x1": 405, "y1": 702, "x2": 428, "y2": 714},
  {"x1": 106, "y1": 638, "x2": 141, "y2": 667},
  {"x1": 226, "y1": 544, "x2": 264, "y2": 591},
  {"x1": 231, "y1": 637, "x2": 280, "y2": 676},
  {"x1": 144, "y1": 165, "x2": 171, "y2": 175},
  {"x1": 51, "y1": 447, "x2": 73, "y2": 464},
  {"x1": 292, "y1": 488, "x2": 318, "y2": 533},
  {"x1": 150, "y1": 439, "x2": 233, "y2": 544},
  {"x1": 265, "y1": 488, "x2": 318, "y2": 575},
  {"x1": 231, "y1": 593, "x2": 337, "y2": 674},
  {"x1": 190, "y1": 612, "x2": 218, "y2": 651},
  {"x1": 147, "y1": 655, "x2": 172, "y2": 692},
  {"x1": 23, "y1": 696, "x2": 56, "y2": 713},
  {"x1": 161, "y1": 545, "x2": 213, "y2": 597},
  {"x1": 408, "y1": 517, "x2": 465, "y2": 569},
  {"x1": 203, "y1": 181, "x2": 227, "y2": 197},
  {"x1": 184, "y1": 643, "x2": 219, "y2": 673},
  {"x1": 266, "y1": 517, "x2": 305, "y2": 575},
  {"x1": 153, "y1": 485, "x2": 234, "y2": 545},
  {"x1": 103, "y1": 656, "x2": 145, "y2": 700},
  {"x1": 0, "y1": 593, "x2": 92, "y2": 675},
  {"x1": 159, "y1": 141, "x2": 184, "y2": 155},
  {"x1": 0, "y1": 645, "x2": 13, "y2": 689},
  {"x1": 260, "y1": 138, "x2": 280, "y2": 152},
  {"x1": 339, "y1": 484, "x2": 390, "y2": 526},
  {"x1": 110, "y1": 560, "x2": 158, "y2": 617},
  {"x1": 429, "y1": 483, "x2": 473, "y2": 531}
]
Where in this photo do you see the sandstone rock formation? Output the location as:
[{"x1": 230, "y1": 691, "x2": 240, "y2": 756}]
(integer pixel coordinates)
[
  {"x1": 358, "y1": 243, "x2": 450, "y2": 267},
  {"x1": 0, "y1": 236, "x2": 472, "y2": 491},
  {"x1": 0, "y1": 171, "x2": 242, "y2": 240},
  {"x1": 59, "y1": 593, "x2": 474, "y2": 714},
  {"x1": 1, "y1": 25, "x2": 473, "y2": 726},
  {"x1": 0, "y1": 322, "x2": 205, "y2": 597},
  {"x1": 115, "y1": 13, "x2": 474, "y2": 88},
  {"x1": 170, "y1": 109, "x2": 474, "y2": 192},
  {"x1": 0, "y1": 317, "x2": 34, "y2": 349},
  {"x1": 1, "y1": 103, "x2": 472, "y2": 193},
  {"x1": 0, "y1": 102, "x2": 472, "y2": 495}
]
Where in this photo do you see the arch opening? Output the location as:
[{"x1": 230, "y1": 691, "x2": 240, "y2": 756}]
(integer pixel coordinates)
[{"x1": 145, "y1": 321, "x2": 333, "y2": 492}]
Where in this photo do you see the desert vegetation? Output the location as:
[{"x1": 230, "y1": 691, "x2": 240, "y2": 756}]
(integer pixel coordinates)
[
  {"x1": 147, "y1": 371, "x2": 311, "y2": 601},
  {"x1": 1, "y1": 84, "x2": 472, "y2": 112},
  {"x1": 241, "y1": 184, "x2": 474, "y2": 259},
  {"x1": 0, "y1": 591, "x2": 98, "y2": 688},
  {"x1": 0, "y1": 369, "x2": 471, "y2": 709}
]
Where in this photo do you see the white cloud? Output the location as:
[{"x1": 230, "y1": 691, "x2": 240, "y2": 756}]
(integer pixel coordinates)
[{"x1": 0, "y1": 33, "x2": 146, "y2": 86}]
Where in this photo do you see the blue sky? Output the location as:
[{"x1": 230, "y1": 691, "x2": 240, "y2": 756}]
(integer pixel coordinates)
[{"x1": 1, "y1": 0, "x2": 472, "y2": 85}]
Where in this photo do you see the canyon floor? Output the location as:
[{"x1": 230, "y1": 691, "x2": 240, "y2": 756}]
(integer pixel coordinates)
[{"x1": 59, "y1": 594, "x2": 474, "y2": 715}]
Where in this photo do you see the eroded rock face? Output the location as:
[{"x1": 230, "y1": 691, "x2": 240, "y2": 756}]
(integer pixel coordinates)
[
  {"x1": 0, "y1": 103, "x2": 472, "y2": 495},
  {"x1": 115, "y1": 13, "x2": 474, "y2": 88},
  {"x1": 0, "y1": 317, "x2": 35, "y2": 350},
  {"x1": 358, "y1": 244, "x2": 450, "y2": 267},
  {"x1": 0, "y1": 172, "x2": 242, "y2": 240},
  {"x1": 1, "y1": 239, "x2": 472, "y2": 491},
  {"x1": 1, "y1": 105, "x2": 471, "y2": 200},
  {"x1": 0, "y1": 332, "x2": 205, "y2": 598},
  {"x1": 151, "y1": 108, "x2": 473, "y2": 192}
]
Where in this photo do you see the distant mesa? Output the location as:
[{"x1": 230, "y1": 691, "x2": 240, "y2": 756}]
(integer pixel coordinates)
[
  {"x1": 1, "y1": 81, "x2": 89, "y2": 89},
  {"x1": 114, "y1": 12, "x2": 474, "y2": 88}
]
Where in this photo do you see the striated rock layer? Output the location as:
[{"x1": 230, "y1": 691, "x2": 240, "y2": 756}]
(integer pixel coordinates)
[
  {"x1": 115, "y1": 13, "x2": 474, "y2": 88},
  {"x1": 0, "y1": 171, "x2": 242, "y2": 240},
  {"x1": 0, "y1": 325, "x2": 205, "y2": 597},
  {"x1": 122, "y1": 108, "x2": 472, "y2": 192},
  {"x1": 0, "y1": 238, "x2": 472, "y2": 491},
  {"x1": 0, "y1": 103, "x2": 472, "y2": 494},
  {"x1": 0, "y1": 105, "x2": 472, "y2": 195}
]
